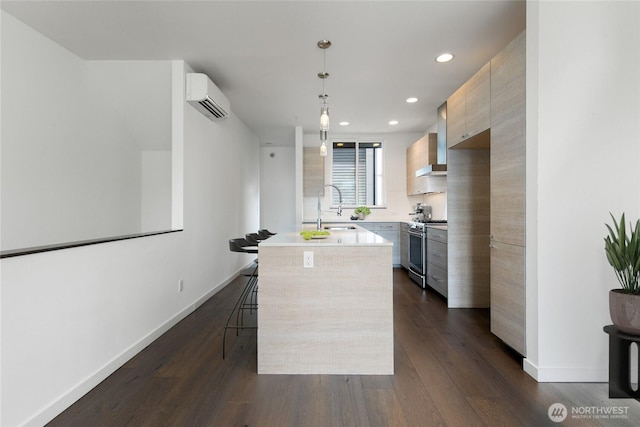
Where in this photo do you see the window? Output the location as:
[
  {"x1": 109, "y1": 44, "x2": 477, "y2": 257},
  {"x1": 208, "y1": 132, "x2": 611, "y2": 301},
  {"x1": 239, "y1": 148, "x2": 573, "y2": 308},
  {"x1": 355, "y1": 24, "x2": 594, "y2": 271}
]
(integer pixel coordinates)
[{"x1": 331, "y1": 140, "x2": 384, "y2": 207}]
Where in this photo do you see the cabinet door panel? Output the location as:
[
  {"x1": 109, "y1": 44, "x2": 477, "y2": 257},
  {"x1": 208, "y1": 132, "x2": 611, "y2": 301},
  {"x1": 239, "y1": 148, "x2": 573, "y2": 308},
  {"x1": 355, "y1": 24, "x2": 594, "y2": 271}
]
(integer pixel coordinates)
[
  {"x1": 406, "y1": 144, "x2": 417, "y2": 195},
  {"x1": 447, "y1": 86, "x2": 466, "y2": 148},
  {"x1": 490, "y1": 31, "x2": 526, "y2": 246},
  {"x1": 490, "y1": 114, "x2": 525, "y2": 246},
  {"x1": 414, "y1": 136, "x2": 427, "y2": 194},
  {"x1": 426, "y1": 228, "x2": 447, "y2": 244},
  {"x1": 427, "y1": 262, "x2": 448, "y2": 297},
  {"x1": 465, "y1": 62, "x2": 491, "y2": 138},
  {"x1": 407, "y1": 135, "x2": 435, "y2": 195},
  {"x1": 491, "y1": 31, "x2": 525, "y2": 124},
  {"x1": 376, "y1": 223, "x2": 399, "y2": 231},
  {"x1": 490, "y1": 241, "x2": 525, "y2": 355},
  {"x1": 303, "y1": 147, "x2": 324, "y2": 196},
  {"x1": 427, "y1": 239, "x2": 447, "y2": 269}
]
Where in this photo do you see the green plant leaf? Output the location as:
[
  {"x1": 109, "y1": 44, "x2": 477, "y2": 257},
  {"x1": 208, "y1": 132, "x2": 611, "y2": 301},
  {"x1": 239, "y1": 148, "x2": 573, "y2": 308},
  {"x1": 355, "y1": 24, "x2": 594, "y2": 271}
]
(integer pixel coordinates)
[{"x1": 604, "y1": 212, "x2": 640, "y2": 292}]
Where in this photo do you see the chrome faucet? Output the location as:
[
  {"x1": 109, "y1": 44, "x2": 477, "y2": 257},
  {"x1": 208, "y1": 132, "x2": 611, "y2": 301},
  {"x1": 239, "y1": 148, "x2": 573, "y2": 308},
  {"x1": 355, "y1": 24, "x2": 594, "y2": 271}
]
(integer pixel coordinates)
[{"x1": 317, "y1": 184, "x2": 343, "y2": 230}]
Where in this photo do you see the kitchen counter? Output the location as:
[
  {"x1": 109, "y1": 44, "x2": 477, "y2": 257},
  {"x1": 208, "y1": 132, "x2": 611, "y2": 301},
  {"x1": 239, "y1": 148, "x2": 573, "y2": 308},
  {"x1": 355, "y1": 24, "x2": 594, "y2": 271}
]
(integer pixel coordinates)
[
  {"x1": 260, "y1": 224, "x2": 392, "y2": 247},
  {"x1": 257, "y1": 225, "x2": 394, "y2": 375}
]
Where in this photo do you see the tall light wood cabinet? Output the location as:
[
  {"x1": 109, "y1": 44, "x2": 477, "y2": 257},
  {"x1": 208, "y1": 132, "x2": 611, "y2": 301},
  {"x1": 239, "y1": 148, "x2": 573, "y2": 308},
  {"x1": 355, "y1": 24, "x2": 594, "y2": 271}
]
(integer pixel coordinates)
[
  {"x1": 490, "y1": 30, "x2": 526, "y2": 355},
  {"x1": 445, "y1": 64, "x2": 491, "y2": 309},
  {"x1": 447, "y1": 62, "x2": 491, "y2": 148}
]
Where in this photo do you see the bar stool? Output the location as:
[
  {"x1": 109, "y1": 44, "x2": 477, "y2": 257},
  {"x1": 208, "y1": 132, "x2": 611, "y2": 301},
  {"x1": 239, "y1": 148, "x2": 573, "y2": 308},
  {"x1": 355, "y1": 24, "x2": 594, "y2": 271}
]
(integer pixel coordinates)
[
  {"x1": 258, "y1": 229, "x2": 276, "y2": 240},
  {"x1": 242, "y1": 234, "x2": 261, "y2": 314},
  {"x1": 243, "y1": 231, "x2": 274, "y2": 315},
  {"x1": 223, "y1": 238, "x2": 259, "y2": 359},
  {"x1": 245, "y1": 233, "x2": 261, "y2": 245}
]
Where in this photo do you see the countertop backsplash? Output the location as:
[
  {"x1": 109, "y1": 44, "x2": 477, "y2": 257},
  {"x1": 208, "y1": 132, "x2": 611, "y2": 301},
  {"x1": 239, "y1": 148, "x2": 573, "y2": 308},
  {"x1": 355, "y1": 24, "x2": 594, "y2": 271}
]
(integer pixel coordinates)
[{"x1": 302, "y1": 190, "x2": 447, "y2": 223}]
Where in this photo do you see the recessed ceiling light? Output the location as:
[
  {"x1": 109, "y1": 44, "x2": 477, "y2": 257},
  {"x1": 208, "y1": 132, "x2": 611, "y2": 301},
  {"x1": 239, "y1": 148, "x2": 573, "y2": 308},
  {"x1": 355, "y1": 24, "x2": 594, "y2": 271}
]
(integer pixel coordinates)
[
  {"x1": 389, "y1": 120, "x2": 399, "y2": 125},
  {"x1": 436, "y1": 53, "x2": 454, "y2": 63},
  {"x1": 339, "y1": 121, "x2": 350, "y2": 126},
  {"x1": 406, "y1": 97, "x2": 418, "y2": 103}
]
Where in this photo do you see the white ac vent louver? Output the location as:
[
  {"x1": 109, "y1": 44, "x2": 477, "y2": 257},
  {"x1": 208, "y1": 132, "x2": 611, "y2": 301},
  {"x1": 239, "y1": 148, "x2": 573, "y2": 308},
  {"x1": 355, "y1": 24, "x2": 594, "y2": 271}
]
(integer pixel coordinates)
[{"x1": 185, "y1": 73, "x2": 230, "y2": 121}]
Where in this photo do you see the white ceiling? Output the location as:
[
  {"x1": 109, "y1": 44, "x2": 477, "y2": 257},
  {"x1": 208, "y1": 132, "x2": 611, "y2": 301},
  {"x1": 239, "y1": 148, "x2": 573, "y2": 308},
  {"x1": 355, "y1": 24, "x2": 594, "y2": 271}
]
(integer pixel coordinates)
[{"x1": 1, "y1": 0, "x2": 526, "y2": 146}]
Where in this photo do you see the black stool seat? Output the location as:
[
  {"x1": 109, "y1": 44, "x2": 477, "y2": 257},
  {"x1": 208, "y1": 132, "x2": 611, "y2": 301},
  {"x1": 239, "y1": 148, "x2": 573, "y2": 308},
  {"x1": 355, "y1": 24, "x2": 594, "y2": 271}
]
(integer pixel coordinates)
[
  {"x1": 258, "y1": 229, "x2": 276, "y2": 240},
  {"x1": 245, "y1": 233, "x2": 261, "y2": 246},
  {"x1": 229, "y1": 238, "x2": 258, "y2": 254}
]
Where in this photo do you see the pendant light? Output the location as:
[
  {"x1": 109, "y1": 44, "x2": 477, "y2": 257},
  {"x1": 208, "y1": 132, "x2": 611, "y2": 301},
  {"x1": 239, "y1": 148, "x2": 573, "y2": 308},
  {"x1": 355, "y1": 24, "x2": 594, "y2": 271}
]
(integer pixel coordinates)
[
  {"x1": 318, "y1": 39, "x2": 331, "y2": 156},
  {"x1": 320, "y1": 141, "x2": 328, "y2": 156}
]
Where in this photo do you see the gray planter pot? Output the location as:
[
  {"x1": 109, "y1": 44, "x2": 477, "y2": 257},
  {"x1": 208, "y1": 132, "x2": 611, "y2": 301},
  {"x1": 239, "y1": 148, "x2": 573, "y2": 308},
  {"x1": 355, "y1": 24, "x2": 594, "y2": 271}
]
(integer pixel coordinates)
[{"x1": 610, "y1": 289, "x2": 640, "y2": 335}]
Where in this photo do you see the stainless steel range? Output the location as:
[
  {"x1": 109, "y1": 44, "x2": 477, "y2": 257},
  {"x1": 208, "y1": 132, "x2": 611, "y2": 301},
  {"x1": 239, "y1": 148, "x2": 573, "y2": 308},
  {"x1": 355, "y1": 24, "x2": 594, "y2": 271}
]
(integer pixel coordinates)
[
  {"x1": 407, "y1": 222, "x2": 428, "y2": 287},
  {"x1": 406, "y1": 206, "x2": 446, "y2": 288}
]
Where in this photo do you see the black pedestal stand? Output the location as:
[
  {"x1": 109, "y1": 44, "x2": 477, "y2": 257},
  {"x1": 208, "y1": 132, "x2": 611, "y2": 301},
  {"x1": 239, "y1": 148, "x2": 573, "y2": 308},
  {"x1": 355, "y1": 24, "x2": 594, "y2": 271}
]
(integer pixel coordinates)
[{"x1": 603, "y1": 325, "x2": 640, "y2": 399}]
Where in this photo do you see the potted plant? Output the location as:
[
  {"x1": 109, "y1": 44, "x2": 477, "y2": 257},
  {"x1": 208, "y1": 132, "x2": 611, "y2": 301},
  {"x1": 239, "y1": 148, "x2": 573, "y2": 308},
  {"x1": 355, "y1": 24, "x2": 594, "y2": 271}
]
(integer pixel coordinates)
[
  {"x1": 604, "y1": 213, "x2": 640, "y2": 335},
  {"x1": 354, "y1": 206, "x2": 371, "y2": 220}
]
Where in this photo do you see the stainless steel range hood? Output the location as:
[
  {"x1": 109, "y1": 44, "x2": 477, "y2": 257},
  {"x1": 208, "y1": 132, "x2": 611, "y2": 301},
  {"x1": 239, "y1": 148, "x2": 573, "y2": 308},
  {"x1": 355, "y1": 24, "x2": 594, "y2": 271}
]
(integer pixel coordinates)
[{"x1": 417, "y1": 102, "x2": 447, "y2": 176}]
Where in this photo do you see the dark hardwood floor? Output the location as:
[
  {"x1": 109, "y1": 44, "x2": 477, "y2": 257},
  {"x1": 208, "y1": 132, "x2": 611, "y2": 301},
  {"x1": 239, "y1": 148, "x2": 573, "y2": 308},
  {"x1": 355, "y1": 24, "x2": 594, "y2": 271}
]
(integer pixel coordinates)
[{"x1": 48, "y1": 269, "x2": 640, "y2": 426}]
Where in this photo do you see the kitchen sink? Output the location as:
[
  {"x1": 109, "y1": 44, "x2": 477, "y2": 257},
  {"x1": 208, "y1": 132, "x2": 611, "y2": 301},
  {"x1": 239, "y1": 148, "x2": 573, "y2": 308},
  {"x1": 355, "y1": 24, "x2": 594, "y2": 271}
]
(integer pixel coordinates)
[{"x1": 323, "y1": 226, "x2": 357, "y2": 230}]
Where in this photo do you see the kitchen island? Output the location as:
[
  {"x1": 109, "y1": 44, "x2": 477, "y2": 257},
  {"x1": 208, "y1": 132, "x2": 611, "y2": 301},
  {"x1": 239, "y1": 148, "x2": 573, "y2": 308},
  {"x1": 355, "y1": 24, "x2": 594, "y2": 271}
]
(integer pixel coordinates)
[{"x1": 257, "y1": 225, "x2": 394, "y2": 375}]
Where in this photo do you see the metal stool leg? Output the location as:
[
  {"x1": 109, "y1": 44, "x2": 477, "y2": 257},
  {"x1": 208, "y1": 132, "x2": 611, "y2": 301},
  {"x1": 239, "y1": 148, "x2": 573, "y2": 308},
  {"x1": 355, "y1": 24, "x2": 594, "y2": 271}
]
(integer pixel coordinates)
[{"x1": 223, "y1": 264, "x2": 258, "y2": 359}]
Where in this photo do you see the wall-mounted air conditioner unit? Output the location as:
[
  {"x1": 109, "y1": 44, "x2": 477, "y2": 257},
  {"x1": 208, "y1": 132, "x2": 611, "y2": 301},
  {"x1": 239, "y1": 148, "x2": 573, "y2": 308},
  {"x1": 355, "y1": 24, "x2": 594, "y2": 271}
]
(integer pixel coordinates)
[{"x1": 185, "y1": 73, "x2": 230, "y2": 121}]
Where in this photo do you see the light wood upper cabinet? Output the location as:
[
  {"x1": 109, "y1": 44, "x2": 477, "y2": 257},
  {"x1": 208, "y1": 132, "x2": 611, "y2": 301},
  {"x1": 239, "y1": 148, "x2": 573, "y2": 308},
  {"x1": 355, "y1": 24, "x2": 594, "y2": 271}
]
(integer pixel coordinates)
[
  {"x1": 447, "y1": 62, "x2": 491, "y2": 148},
  {"x1": 446, "y1": 88, "x2": 466, "y2": 148},
  {"x1": 405, "y1": 141, "x2": 420, "y2": 195},
  {"x1": 406, "y1": 134, "x2": 446, "y2": 195}
]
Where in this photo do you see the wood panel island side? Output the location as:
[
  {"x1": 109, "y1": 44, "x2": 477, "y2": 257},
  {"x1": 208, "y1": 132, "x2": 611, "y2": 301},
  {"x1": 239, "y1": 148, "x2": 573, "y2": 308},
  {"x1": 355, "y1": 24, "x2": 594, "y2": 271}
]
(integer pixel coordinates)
[{"x1": 257, "y1": 225, "x2": 394, "y2": 375}]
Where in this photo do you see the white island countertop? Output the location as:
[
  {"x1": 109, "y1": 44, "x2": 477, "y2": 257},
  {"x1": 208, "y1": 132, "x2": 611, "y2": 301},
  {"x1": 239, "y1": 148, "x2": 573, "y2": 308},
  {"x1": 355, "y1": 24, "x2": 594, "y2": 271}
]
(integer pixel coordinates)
[{"x1": 259, "y1": 224, "x2": 393, "y2": 247}]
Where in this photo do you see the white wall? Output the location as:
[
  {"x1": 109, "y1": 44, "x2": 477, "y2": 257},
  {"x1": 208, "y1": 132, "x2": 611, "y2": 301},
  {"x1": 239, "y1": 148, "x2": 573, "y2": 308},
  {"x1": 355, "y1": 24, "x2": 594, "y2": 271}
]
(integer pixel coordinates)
[
  {"x1": 1, "y1": 11, "x2": 174, "y2": 250},
  {"x1": 141, "y1": 150, "x2": 172, "y2": 231},
  {"x1": 0, "y1": 17, "x2": 260, "y2": 427},
  {"x1": 525, "y1": 0, "x2": 640, "y2": 381},
  {"x1": 260, "y1": 146, "x2": 296, "y2": 233},
  {"x1": 301, "y1": 132, "x2": 428, "y2": 222}
]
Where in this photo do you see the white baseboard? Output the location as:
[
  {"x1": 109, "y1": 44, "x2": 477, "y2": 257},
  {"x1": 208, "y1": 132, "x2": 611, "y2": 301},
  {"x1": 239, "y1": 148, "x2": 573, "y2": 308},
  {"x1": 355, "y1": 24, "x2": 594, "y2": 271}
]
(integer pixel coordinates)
[
  {"x1": 24, "y1": 268, "x2": 246, "y2": 427},
  {"x1": 523, "y1": 358, "x2": 608, "y2": 382}
]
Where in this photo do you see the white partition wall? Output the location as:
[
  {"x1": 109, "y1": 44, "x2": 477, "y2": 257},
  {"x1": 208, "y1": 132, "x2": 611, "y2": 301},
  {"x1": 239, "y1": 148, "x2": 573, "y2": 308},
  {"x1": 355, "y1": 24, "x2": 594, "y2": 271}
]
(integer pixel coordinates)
[
  {"x1": 1, "y1": 12, "x2": 260, "y2": 426},
  {"x1": 525, "y1": 0, "x2": 640, "y2": 382}
]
